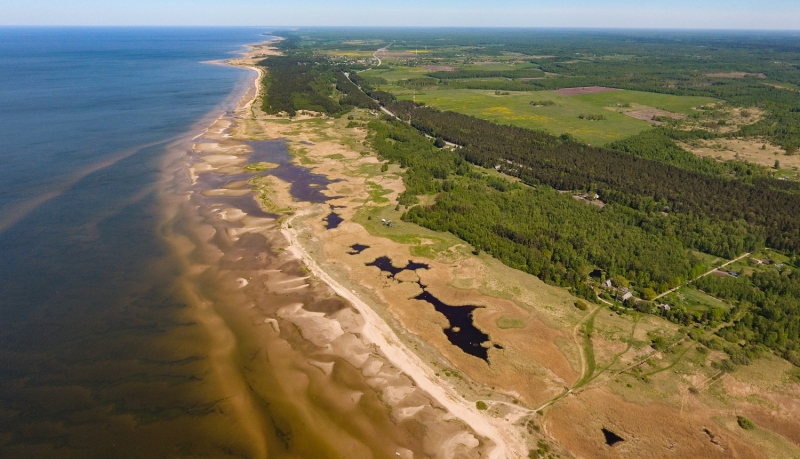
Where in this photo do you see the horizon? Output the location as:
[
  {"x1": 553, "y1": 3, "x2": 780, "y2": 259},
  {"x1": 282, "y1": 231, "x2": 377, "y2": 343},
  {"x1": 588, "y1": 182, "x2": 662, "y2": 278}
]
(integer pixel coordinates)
[
  {"x1": 2, "y1": 25, "x2": 800, "y2": 35},
  {"x1": 2, "y1": 0, "x2": 799, "y2": 30}
]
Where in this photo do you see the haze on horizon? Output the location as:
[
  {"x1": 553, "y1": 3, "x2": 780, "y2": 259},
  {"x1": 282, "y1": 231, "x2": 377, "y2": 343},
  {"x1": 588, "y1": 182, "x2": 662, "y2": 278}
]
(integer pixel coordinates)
[{"x1": 2, "y1": 0, "x2": 799, "y2": 30}]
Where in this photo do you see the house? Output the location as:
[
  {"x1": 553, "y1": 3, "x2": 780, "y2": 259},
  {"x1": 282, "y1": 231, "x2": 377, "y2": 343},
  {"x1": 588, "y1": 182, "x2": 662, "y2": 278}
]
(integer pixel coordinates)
[
  {"x1": 621, "y1": 292, "x2": 633, "y2": 301},
  {"x1": 603, "y1": 279, "x2": 612, "y2": 288},
  {"x1": 658, "y1": 303, "x2": 671, "y2": 311}
]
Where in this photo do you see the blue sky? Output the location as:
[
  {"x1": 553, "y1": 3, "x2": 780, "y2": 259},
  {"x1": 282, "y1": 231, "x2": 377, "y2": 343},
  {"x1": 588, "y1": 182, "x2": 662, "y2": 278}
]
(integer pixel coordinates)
[{"x1": 2, "y1": 0, "x2": 798, "y2": 29}]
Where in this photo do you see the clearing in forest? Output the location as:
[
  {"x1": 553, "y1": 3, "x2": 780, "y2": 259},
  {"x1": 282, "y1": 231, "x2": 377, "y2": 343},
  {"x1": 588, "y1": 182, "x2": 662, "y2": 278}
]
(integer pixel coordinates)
[
  {"x1": 400, "y1": 89, "x2": 715, "y2": 145},
  {"x1": 678, "y1": 137, "x2": 800, "y2": 180}
]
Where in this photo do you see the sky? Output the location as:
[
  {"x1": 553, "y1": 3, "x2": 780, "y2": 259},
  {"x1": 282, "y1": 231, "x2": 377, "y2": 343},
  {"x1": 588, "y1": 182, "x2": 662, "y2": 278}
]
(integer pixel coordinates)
[{"x1": 1, "y1": 0, "x2": 799, "y2": 29}]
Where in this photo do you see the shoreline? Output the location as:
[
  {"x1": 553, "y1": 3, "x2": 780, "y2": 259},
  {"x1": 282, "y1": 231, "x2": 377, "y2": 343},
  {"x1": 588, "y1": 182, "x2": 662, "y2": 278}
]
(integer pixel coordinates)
[
  {"x1": 281, "y1": 209, "x2": 515, "y2": 459},
  {"x1": 223, "y1": 40, "x2": 524, "y2": 458},
  {"x1": 154, "y1": 33, "x2": 525, "y2": 458}
]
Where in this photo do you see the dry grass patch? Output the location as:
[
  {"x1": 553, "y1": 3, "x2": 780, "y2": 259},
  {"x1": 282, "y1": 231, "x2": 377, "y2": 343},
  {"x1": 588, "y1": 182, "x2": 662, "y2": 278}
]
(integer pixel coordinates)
[
  {"x1": 623, "y1": 107, "x2": 685, "y2": 124},
  {"x1": 545, "y1": 387, "x2": 764, "y2": 459},
  {"x1": 678, "y1": 137, "x2": 800, "y2": 171}
]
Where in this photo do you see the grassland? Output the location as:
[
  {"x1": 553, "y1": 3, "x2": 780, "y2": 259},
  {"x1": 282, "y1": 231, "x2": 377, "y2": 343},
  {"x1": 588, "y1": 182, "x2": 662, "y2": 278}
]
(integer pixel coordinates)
[
  {"x1": 361, "y1": 66, "x2": 432, "y2": 82},
  {"x1": 395, "y1": 89, "x2": 715, "y2": 145},
  {"x1": 672, "y1": 286, "x2": 732, "y2": 312}
]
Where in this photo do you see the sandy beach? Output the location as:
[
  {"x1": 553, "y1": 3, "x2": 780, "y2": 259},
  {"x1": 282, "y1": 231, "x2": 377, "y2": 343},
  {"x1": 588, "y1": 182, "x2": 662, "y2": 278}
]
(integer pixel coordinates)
[{"x1": 168, "y1": 37, "x2": 530, "y2": 458}]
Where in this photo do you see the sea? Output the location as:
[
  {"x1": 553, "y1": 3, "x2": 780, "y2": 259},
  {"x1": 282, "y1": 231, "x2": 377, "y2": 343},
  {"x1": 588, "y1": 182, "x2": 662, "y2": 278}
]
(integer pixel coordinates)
[{"x1": 0, "y1": 27, "x2": 268, "y2": 457}]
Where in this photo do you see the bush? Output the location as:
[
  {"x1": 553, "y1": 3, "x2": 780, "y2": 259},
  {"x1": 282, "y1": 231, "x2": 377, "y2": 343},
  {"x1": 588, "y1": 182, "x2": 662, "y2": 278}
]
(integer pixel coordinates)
[
  {"x1": 476, "y1": 401, "x2": 488, "y2": 410},
  {"x1": 575, "y1": 300, "x2": 589, "y2": 311},
  {"x1": 737, "y1": 415, "x2": 756, "y2": 430}
]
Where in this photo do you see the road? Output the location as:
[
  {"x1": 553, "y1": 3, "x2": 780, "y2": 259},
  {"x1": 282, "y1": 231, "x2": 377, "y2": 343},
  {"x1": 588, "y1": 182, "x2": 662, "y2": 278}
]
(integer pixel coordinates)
[
  {"x1": 373, "y1": 43, "x2": 391, "y2": 67},
  {"x1": 653, "y1": 251, "x2": 751, "y2": 300}
]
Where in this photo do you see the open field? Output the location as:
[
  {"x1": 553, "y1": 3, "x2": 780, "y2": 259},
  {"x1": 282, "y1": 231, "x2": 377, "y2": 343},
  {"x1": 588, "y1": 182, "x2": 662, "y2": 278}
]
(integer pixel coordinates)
[
  {"x1": 361, "y1": 66, "x2": 432, "y2": 82},
  {"x1": 398, "y1": 89, "x2": 715, "y2": 145},
  {"x1": 673, "y1": 286, "x2": 732, "y2": 312},
  {"x1": 678, "y1": 137, "x2": 800, "y2": 180},
  {"x1": 554, "y1": 86, "x2": 619, "y2": 96},
  {"x1": 321, "y1": 49, "x2": 376, "y2": 58}
]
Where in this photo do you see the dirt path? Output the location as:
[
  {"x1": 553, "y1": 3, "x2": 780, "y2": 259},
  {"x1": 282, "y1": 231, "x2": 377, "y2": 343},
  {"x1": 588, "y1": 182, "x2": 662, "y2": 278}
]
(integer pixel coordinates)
[{"x1": 654, "y1": 252, "x2": 751, "y2": 300}]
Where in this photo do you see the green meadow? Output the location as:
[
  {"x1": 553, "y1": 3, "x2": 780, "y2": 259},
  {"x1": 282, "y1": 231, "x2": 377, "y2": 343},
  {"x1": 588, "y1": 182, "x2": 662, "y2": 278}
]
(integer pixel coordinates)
[
  {"x1": 361, "y1": 66, "x2": 432, "y2": 82},
  {"x1": 397, "y1": 89, "x2": 716, "y2": 145}
]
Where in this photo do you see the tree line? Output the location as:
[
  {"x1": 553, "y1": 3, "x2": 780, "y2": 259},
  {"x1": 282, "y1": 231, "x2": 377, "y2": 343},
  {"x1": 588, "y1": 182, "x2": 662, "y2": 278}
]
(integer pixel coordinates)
[{"x1": 385, "y1": 101, "x2": 800, "y2": 255}]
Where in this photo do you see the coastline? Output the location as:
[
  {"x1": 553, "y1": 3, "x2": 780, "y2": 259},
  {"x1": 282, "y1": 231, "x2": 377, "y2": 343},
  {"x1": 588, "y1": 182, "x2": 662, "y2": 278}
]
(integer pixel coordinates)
[
  {"x1": 154, "y1": 34, "x2": 796, "y2": 459},
  {"x1": 230, "y1": 40, "x2": 523, "y2": 458},
  {"x1": 281, "y1": 208, "x2": 516, "y2": 459},
  {"x1": 153, "y1": 35, "x2": 523, "y2": 458}
]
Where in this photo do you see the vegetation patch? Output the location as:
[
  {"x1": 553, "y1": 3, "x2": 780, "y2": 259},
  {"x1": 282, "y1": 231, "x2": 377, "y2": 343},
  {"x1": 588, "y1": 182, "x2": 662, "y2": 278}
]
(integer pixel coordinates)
[
  {"x1": 737, "y1": 415, "x2": 756, "y2": 430},
  {"x1": 496, "y1": 317, "x2": 526, "y2": 329}
]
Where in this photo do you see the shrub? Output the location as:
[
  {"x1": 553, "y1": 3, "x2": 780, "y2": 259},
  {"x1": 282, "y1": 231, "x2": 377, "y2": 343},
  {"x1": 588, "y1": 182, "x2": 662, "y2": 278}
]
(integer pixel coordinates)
[
  {"x1": 737, "y1": 416, "x2": 756, "y2": 430},
  {"x1": 574, "y1": 300, "x2": 589, "y2": 311},
  {"x1": 476, "y1": 401, "x2": 488, "y2": 410}
]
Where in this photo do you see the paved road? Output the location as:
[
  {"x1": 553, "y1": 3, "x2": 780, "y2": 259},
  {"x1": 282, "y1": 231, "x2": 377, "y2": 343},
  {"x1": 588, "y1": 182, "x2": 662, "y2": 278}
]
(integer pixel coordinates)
[{"x1": 373, "y1": 43, "x2": 391, "y2": 67}]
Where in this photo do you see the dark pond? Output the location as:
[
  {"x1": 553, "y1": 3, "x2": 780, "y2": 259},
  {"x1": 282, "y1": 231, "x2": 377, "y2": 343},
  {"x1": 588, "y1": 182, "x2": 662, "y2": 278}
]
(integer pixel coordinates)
[
  {"x1": 364, "y1": 256, "x2": 489, "y2": 361},
  {"x1": 405, "y1": 260, "x2": 431, "y2": 271},
  {"x1": 366, "y1": 256, "x2": 407, "y2": 278},
  {"x1": 348, "y1": 244, "x2": 370, "y2": 255},
  {"x1": 246, "y1": 140, "x2": 338, "y2": 203},
  {"x1": 324, "y1": 212, "x2": 343, "y2": 229},
  {"x1": 602, "y1": 428, "x2": 625, "y2": 446},
  {"x1": 414, "y1": 289, "x2": 489, "y2": 361}
]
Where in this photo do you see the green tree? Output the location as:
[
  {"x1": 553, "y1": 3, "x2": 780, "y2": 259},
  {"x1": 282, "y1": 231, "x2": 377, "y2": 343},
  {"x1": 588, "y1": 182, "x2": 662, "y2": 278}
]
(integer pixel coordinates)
[
  {"x1": 612, "y1": 275, "x2": 630, "y2": 288},
  {"x1": 642, "y1": 288, "x2": 658, "y2": 301}
]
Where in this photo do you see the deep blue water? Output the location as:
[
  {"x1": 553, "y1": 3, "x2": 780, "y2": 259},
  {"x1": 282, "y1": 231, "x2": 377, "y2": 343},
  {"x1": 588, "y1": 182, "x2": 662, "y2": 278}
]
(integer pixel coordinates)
[
  {"x1": 0, "y1": 27, "x2": 263, "y2": 229},
  {"x1": 0, "y1": 27, "x2": 268, "y2": 456}
]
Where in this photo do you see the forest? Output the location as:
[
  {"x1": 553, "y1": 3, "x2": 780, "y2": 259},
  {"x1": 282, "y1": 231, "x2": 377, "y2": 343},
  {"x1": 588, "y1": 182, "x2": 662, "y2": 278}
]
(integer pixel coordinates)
[
  {"x1": 694, "y1": 270, "x2": 800, "y2": 367},
  {"x1": 385, "y1": 101, "x2": 800, "y2": 253}
]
